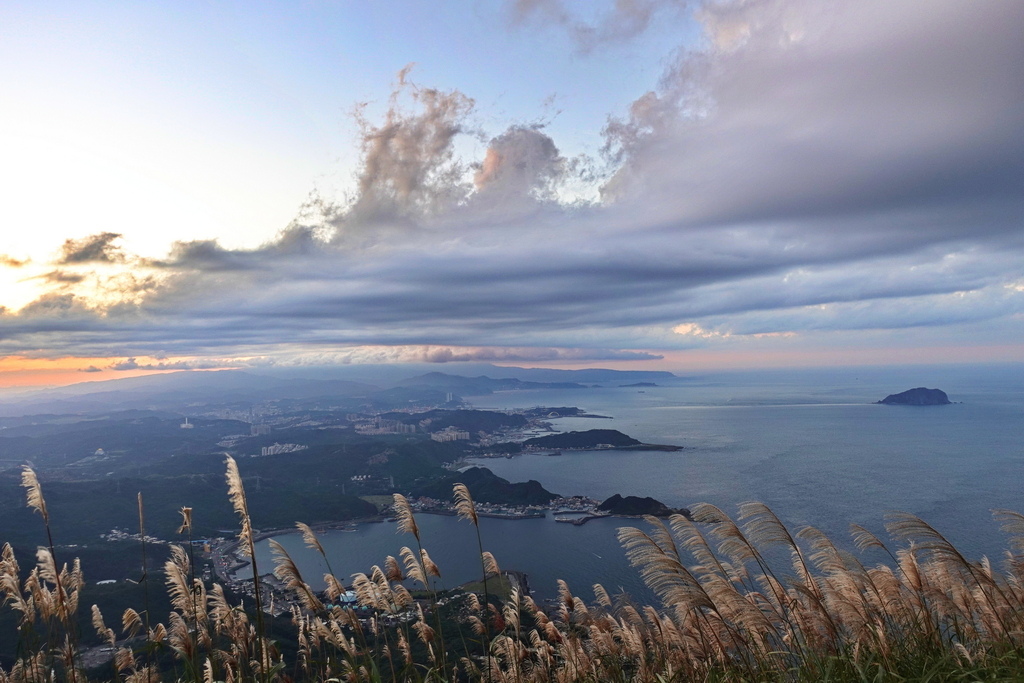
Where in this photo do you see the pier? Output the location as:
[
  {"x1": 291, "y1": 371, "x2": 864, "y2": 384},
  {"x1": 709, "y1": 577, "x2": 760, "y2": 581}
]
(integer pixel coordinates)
[{"x1": 554, "y1": 513, "x2": 609, "y2": 526}]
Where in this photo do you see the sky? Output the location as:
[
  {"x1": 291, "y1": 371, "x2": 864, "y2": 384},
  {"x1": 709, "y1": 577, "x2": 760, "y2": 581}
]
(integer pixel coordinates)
[{"x1": 1, "y1": 0, "x2": 1022, "y2": 388}]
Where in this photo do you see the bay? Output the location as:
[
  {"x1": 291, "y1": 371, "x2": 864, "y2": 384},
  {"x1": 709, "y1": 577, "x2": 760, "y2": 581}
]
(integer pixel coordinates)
[{"x1": 252, "y1": 363, "x2": 1024, "y2": 602}]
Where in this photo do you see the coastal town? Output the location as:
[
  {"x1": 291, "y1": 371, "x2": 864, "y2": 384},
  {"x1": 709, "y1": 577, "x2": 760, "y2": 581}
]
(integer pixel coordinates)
[
  {"x1": 66, "y1": 396, "x2": 685, "y2": 638},
  {"x1": 9, "y1": 389, "x2": 682, "y2": 672}
]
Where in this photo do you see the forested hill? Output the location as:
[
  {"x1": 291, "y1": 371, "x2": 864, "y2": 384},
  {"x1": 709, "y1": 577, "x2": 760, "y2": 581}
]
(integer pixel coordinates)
[
  {"x1": 524, "y1": 429, "x2": 640, "y2": 449},
  {"x1": 523, "y1": 429, "x2": 682, "y2": 451},
  {"x1": 410, "y1": 466, "x2": 557, "y2": 505}
]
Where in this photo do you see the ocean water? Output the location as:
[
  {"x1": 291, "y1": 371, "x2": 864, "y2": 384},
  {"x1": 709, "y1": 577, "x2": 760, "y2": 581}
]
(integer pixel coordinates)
[{"x1": 254, "y1": 363, "x2": 1024, "y2": 603}]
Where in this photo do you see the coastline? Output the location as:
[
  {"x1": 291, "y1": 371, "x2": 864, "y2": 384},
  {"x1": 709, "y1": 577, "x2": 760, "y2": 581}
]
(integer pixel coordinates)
[
  {"x1": 207, "y1": 499, "x2": 687, "y2": 606},
  {"x1": 211, "y1": 514, "x2": 393, "y2": 585}
]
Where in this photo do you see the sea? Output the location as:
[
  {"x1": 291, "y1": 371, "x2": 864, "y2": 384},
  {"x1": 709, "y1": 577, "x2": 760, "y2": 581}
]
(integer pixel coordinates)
[{"x1": 251, "y1": 363, "x2": 1024, "y2": 605}]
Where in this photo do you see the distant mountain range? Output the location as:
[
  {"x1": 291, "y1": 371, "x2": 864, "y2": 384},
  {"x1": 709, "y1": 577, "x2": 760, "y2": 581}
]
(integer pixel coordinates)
[
  {"x1": 0, "y1": 370, "x2": 379, "y2": 417},
  {"x1": 241, "y1": 362, "x2": 679, "y2": 386},
  {"x1": 0, "y1": 365, "x2": 681, "y2": 417},
  {"x1": 457, "y1": 365, "x2": 677, "y2": 384},
  {"x1": 396, "y1": 372, "x2": 587, "y2": 395},
  {"x1": 397, "y1": 368, "x2": 678, "y2": 391}
]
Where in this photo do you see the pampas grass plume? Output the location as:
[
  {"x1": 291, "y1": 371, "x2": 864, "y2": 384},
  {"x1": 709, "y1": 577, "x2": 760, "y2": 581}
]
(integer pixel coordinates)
[
  {"x1": 393, "y1": 493, "x2": 420, "y2": 541},
  {"x1": 454, "y1": 483, "x2": 479, "y2": 526},
  {"x1": 21, "y1": 467, "x2": 48, "y2": 524}
]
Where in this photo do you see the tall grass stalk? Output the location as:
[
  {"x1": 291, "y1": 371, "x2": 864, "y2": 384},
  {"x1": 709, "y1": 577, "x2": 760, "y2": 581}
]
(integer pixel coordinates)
[
  {"x1": 174, "y1": 506, "x2": 203, "y2": 682},
  {"x1": 135, "y1": 492, "x2": 155, "y2": 683},
  {"x1": 393, "y1": 493, "x2": 454, "y2": 679},
  {"x1": 453, "y1": 483, "x2": 493, "y2": 682},
  {"x1": 297, "y1": 522, "x2": 385, "y2": 678},
  {"x1": 225, "y1": 455, "x2": 270, "y2": 681},
  {"x1": 8, "y1": 473, "x2": 1024, "y2": 682},
  {"x1": 20, "y1": 467, "x2": 80, "y2": 683}
]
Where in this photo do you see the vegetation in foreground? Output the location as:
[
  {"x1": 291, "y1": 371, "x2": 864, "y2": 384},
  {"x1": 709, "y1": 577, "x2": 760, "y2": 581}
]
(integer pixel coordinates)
[{"x1": 3, "y1": 460, "x2": 1024, "y2": 682}]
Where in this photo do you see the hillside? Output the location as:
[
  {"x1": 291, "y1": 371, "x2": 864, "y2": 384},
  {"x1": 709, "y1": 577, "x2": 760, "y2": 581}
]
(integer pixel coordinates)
[
  {"x1": 523, "y1": 429, "x2": 641, "y2": 449},
  {"x1": 522, "y1": 429, "x2": 681, "y2": 451},
  {"x1": 596, "y1": 494, "x2": 685, "y2": 517},
  {"x1": 396, "y1": 372, "x2": 586, "y2": 395},
  {"x1": 410, "y1": 466, "x2": 558, "y2": 505}
]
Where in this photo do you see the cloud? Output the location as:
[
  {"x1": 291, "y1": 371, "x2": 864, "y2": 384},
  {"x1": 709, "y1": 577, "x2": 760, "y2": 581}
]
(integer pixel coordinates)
[
  {"x1": 2, "y1": 1, "x2": 1022, "y2": 366},
  {"x1": 37, "y1": 270, "x2": 87, "y2": 284},
  {"x1": 331, "y1": 73, "x2": 476, "y2": 241},
  {"x1": 673, "y1": 323, "x2": 724, "y2": 339},
  {"x1": 602, "y1": 0, "x2": 1024, "y2": 231},
  {"x1": 149, "y1": 240, "x2": 261, "y2": 272},
  {"x1": 97, "y1": 347, "x2": 658, "y2": 373},
  {"x1": 511, "y1": 0, "x2": 689, "y2": 53},
  {"x1": 78, "y1": 365, "x2": 103, "y2": 373},
  {"x1": 56, "y1": 232, "x2": 126, "y2": 264},
  {"x1": 108, "y1": 357, "x2": 231, "y2": 371},
  {"x1": 1, "y1": 255, "x2": 29, "y2": 268},
  {"x1": 15, "y1": 293, "x2": 93, "y2": 318},
  {"x1": 473, "y1": 126, "x2": 566, "y2": 205}
]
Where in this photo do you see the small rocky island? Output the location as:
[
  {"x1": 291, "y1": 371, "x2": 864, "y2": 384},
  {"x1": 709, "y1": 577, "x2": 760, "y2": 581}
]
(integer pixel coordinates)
[
  {"x1": 597, "y1": 494, "x2": 689, "y2": 518},
  {"x1": 877, "y1": 387, "x2": 951, "y2": 406}
]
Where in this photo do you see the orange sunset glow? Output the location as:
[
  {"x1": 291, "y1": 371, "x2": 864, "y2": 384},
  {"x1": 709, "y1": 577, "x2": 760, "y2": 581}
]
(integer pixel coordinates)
[{"x1": 0, "y1": 356, "x2": 194, "y2": 388}]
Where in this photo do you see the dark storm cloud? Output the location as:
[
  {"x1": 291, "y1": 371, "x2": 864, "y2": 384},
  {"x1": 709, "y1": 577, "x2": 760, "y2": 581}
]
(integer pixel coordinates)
[{"x1": 2, "y1": 0, "x2": 1022, "y2": 362}]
